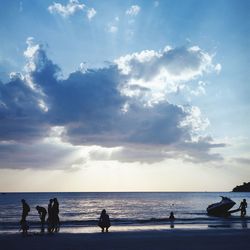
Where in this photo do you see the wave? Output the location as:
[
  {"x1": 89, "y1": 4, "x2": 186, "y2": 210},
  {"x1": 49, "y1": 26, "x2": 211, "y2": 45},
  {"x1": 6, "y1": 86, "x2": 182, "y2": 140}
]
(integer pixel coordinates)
[{"x1": 1, "y1": 216, "x2": 249, "y2": 230}]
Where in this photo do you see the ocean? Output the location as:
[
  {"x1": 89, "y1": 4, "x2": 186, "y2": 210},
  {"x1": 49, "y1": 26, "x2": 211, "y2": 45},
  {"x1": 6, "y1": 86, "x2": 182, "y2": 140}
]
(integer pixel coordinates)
[{"x1": 0, "y1": 192, "x2": 249, "y2": 233}]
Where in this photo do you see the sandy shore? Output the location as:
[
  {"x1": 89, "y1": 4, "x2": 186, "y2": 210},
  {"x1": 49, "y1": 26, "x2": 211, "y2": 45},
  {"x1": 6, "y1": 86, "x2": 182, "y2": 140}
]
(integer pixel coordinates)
[{"x1": 1, "y1": 229, "x2": 250, "y2": 250}]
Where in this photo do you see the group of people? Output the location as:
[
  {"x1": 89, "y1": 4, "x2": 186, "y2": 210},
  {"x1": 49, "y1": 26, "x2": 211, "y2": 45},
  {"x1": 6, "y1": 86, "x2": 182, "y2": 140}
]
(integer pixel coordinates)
[
  {"x1": 20, "y1": 200, "x2": 111, "y2": 235},
  {"x1": 20, "y1": 198, "x2": 60, "y2": 236},
  {"x1": 19, "y1": 198, "x2": 247, "y2": 236}
]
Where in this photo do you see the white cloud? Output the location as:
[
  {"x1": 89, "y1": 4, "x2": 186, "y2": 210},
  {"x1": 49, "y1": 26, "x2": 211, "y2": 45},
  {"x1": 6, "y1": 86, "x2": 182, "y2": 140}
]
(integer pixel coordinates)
[
  {"x1": 48, "y1": 0, "x2": 85, "y2": 17},
  {"x1": 179, "y1": 105, "x2": 210, "y2": 139},
  {"x1": 87, "y1": 8, "x2": 96, "y2": 20},
  {"x1": 115, "y1": 46, "x2": 220, "y2": 105},
  {"x1": 79, "y1": 62, "x2": 87, "y2": 72},
  {"x1": 23, "y1": 37, "x2": 40, "y2": 72},
  {"x1": 22, "y1": 37, "x2": 49, "y2": 91},
  {"x1": 126, "y1": 5, "x2": 141, "y2": 16},
  {"x1": 24, "y1": 37, "x2": 38, "y2": 58},
  {"x1": 115, "y1": 49, "x2": 159, "y2": 75},
  {"x1": 125, "y1": 6, "x2": 140, "y2": 38},
  {"x1": 48, "y1": 0, "x2": 97, "y2": 20},
  {"x1": 38, "y1": 99, "x2": 49, "y2": 113},
  {"x1": 215, "y1": 63, "x2": 222, "y2": 73},
  {"x1": 9, "y1": 72, "x2": 24, "y2": 81}
]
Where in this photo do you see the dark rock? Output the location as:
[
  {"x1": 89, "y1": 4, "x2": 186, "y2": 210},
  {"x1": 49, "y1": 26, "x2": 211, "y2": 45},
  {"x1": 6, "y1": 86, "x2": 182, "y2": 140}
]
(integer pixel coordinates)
[{"x1": 232, "y1": 182, "x2": 250, "y2": 192}]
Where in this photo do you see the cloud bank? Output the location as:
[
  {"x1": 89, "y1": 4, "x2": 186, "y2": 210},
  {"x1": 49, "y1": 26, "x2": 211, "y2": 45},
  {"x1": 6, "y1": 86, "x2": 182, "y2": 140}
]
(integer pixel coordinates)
[{"x1": 0, "y1": 38, "x2": 224, "y2": 169}]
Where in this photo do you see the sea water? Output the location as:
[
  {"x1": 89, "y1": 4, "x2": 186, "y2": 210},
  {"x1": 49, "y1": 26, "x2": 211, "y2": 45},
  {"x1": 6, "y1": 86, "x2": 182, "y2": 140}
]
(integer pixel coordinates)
[{"x1": 0, "y1": 192, "x2": 249, "y2": 233}]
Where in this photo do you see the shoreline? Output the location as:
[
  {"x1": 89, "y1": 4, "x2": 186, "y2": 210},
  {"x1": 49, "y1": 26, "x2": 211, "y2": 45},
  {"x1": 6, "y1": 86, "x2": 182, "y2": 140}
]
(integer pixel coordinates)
[
  {"x1": 1, "y1": 217, "x2": 249, "y2": 234},
  {"x1": 1, "y1": 228, "x2": 250, "y2": 250}
]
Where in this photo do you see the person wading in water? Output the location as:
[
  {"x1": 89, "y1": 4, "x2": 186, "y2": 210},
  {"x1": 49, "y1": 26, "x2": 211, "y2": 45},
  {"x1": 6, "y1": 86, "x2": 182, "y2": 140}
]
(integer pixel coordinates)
[{"x1": 36, "y1": 206, "x2": 47, "y2": 233}]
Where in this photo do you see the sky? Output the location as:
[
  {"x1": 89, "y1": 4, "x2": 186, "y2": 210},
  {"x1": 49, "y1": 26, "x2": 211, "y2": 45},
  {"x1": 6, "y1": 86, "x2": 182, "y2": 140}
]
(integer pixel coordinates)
[{"x1": 0, "y1": 0, "x2": 250, "y2": 192}]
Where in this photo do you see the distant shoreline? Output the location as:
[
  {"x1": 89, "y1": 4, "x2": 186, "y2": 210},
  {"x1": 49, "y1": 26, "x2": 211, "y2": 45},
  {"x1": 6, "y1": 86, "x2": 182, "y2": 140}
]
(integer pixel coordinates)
[{"x1": 232, "y1": 182, "x2": 250, "y2": 192}]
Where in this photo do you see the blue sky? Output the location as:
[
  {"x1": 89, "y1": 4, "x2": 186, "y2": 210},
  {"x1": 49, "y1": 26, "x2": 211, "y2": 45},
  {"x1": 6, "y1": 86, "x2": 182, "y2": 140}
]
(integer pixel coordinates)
[{"x1": 0, "y1": 0, "x2": 249, "y2": 191}]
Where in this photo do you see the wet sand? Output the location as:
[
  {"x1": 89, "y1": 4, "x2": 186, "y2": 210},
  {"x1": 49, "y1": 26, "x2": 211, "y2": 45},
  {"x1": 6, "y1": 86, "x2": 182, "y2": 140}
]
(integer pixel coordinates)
[{"x1": 1, "y1": 229, "x2": 249, "y2": 250}]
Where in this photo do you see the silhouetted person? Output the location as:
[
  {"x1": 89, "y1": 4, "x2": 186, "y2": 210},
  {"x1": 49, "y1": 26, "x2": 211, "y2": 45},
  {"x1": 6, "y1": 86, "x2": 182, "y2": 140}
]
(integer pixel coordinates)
[
  {"x1": 169, "y1": 211, "x2": 175, "y2": 228},
  {"x1": 98, "y1": 209, "x2": 111, "y2": 232},
  {"x1": 240, "y1": 199, "x2": 247, "y2": 217},
  {"x1": 19, "y1": 219, "x2": 29, "y2": 237},
  {"x1": 169, "y1": 211, "x2": 175, "y2": 221},
  {"x1": 36, "y1": 206, "x2": 47, "y2": 233},
  {"x1": 21, "y1": 199, "x2": 30, "y2": 221},
  {"x1": 47, "y1": 199, "x2": 54, "y2": 233},
  {"x1": 52, "y1": 198, "x2": 60, "y2": 232}
]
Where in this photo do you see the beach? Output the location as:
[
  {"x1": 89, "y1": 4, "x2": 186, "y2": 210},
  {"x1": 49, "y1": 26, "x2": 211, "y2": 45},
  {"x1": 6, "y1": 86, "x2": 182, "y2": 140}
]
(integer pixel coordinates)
[
  {"x1": 1, "y1": 192, "x2": 249, "y2": 249},
  {"x1": 1, "y1": 229, "x2": 250, "y2": 250}
]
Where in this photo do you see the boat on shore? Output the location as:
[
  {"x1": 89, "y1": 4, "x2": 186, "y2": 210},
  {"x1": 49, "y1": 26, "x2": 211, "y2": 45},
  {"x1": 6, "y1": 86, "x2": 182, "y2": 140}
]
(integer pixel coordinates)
[{"x1": 207, "y1": 196, "x2": 236, "y2": 216}]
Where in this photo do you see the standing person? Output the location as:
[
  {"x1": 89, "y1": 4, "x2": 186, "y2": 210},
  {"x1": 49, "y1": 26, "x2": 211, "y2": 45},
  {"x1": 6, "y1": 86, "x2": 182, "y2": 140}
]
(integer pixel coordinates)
[
  {"x1": 36, "y1": 206, "x2": 47, "y2": 233},
  {"x1": 169, "y1": 211, "x2": 175, "y2": 229},
  {"x1": 52, "y1": 198, "x2": 60, "y2": 232},
  {"x1": 47, "y1": 199, "x2": 54, "y2": 233},
  {"x1": 169, "y1": 211, "x2": 175, "y2": 221},
  {"x1": 240, "y1": 199, "x2": 247, "y2": 217},
  {"x1": 20, "y1": 199, "x2": 30, "y2": 236},
  {"x1": 21, "y1": 199, "x2": 30, "y2": 221},
  {"x1": 98, "y1": 209, "x2": 111, "y2": 233}
]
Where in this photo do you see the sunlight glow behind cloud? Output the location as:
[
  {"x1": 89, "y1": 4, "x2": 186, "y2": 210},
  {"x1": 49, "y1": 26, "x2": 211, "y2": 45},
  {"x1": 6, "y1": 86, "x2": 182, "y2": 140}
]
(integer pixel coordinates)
[
  {"x1": 0, "y1": 0, "x2": 249, "y2": 191},
  {"x1": 0, "y1": 38, "x2": 226, "y2": 171},
  {"x1": 116, "y1": 46, "x2": 221, "y2": 106}
]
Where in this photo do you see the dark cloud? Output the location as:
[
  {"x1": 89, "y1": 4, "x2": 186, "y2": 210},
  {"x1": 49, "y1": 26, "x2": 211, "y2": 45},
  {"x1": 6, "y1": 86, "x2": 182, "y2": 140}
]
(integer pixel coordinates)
[
  {"x1": 89, "y1": 137, "x2": 226, "y2": 164},
  {"x1": 45, "y1": 67, "x2": 124, "y2": 127},
  {"x1": 178, "y1": 137, "x2": 226, "y2": 163},
  {"x1": 0, "y1": 40, "x2": 224, "y2": 169},
  {"x1": 30, "y1": 48, "x2": 60, "y2": 88},
  {"x1": 125, "y1": 103, "x2": 189, "y2": 145},
  {"x1": 0, "y1": 77, "x2": 49, "y2": 142}
]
